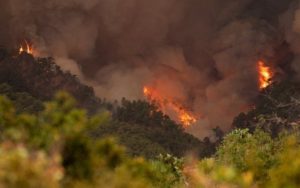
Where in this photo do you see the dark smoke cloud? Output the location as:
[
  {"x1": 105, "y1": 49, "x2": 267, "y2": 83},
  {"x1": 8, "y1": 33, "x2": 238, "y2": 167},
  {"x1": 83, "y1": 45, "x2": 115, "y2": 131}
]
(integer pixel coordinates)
[
  {"x1": 280, "y1": 0, "x2": 300, "y2": 80},
  {"x1": 0, "y1": 0, "x2": 297, "y2": 138}
]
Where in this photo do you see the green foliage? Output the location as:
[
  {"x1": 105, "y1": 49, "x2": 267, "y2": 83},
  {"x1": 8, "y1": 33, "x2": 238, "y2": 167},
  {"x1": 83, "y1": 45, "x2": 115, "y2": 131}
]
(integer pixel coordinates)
[
  {"x1": 267, "y1": 135, "x2": 300, "y2": 188},
  {"x1": 188, "y1": 158, "x2": 255, "y2": 188},
  {"x1": 157, "y1": 154, "x2": 184, "y2": 183},
  {"x1": 111, "y1": 99, "x2": 214, "y2": 158},
  {"x1": 216, "y1": 129, "x2": 278, "y2": 180},
  {"x1": 0, "y1": 83, "x2": 43, "y2": 113},
  {"x1": 0, "y1": 144, "x2": 62, "y2": 188},
  {"x1": 2, "y1": 81, "x2": 300, "y2": 187},
  {"x1": 0, "y1": 93, "x2": 183, "y2": 187},
  {"x1": 94, "y1": 121, "x2": 168, "y2": 158}
]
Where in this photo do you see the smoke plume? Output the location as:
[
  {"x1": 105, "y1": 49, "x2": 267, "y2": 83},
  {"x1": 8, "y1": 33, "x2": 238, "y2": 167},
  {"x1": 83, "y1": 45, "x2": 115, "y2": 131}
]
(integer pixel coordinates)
[{"x1": 0, "y1": 0, "x2": 297, "y2": 138}]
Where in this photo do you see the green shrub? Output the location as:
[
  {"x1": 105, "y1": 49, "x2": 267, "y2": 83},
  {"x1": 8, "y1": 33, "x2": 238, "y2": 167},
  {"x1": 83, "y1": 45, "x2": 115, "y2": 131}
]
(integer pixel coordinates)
[{"x1": 216, "y1": 129, "x2": 278, "y2": 181}]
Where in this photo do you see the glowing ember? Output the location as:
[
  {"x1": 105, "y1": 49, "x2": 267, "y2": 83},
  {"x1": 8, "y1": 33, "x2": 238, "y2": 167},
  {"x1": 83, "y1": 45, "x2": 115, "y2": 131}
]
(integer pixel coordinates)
[
  {"x1": 19, "y1": 40, "x2": 34, "y2": 55},
  {"x1": 258, "y1": 60, "x2": 273, "y2": 89},
  {"x1": 143, "y1": 86, "x2": 197, "y2": 128}
]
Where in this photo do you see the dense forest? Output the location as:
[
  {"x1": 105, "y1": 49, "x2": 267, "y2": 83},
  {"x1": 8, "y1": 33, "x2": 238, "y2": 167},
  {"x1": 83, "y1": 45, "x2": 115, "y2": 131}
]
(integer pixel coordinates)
[{"x1": 1, "y1": 48, "x2": 300, "y2": 187}]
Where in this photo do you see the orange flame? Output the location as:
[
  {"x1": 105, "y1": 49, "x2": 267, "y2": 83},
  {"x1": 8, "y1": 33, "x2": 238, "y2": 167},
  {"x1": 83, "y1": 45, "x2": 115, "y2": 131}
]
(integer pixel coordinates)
[
  {"x1": 19, "y1": 40, "x2": 34, "y2": 55},
  {"x1": 258, "y1": 60, "x2": 273, "y2": 89},
  {"x1": 143, "y1": 86, "x2": 197, "y2": 128}
]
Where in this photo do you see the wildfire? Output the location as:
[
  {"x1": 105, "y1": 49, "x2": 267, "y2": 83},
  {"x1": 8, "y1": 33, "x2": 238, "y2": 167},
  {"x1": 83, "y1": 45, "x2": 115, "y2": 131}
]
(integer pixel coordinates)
[
  {"x1": 143, "y1": 86, "x2": 197, "y2": 128},
  {"x1": 19, "y1": 40, "x2": 33, "y2": 55},
  {"x1": 258, "y1": 60, "x2": 273, "y2": 89}
]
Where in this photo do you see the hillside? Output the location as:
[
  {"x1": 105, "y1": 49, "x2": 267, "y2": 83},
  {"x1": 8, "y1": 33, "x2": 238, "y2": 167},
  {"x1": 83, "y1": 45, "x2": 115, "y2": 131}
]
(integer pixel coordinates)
[
  {"x1": 2, "y1": 72, "x2": 300, "y2": 187},
  {"x1": 0, "y1": 48, "x2": 213, "y2": 158},
  {"x1": 233, "y1": 80, "x2": 300, "y2": 137},
  {"x1": 0, "y1": 48, "x2": 102, "y2": 113}
]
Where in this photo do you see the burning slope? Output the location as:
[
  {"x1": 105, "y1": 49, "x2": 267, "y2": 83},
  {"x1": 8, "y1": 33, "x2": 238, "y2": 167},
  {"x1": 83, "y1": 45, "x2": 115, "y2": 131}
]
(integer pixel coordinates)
[
  {"x1": 142, "y1": 60, "x2": 275, "y2": 129},
  {"x1": 143, "y1": 86, "x2": 197, "y2": 128},
  {"x1": 258, "y1": 60, "x2": 273, "y2": 89}
]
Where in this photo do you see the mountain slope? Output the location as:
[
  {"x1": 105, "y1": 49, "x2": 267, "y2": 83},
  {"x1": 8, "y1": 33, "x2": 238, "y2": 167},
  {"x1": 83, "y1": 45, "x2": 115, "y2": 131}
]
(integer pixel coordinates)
[
  {"x1": 0, "y1": 49, "x2": 102, "y2": 113},
  {"x1": 0, "y1": 48, "x2": 213, "y2": 158}
]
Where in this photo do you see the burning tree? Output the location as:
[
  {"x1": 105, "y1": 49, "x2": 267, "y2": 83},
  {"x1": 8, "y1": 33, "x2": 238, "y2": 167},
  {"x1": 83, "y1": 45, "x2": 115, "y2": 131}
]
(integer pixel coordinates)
[
  {"x1": 258, "y1": 60, "x2": 273, "y2": 90},
  {"x1": 19, "y1": 40, "x2": 34, "y2": 55}
]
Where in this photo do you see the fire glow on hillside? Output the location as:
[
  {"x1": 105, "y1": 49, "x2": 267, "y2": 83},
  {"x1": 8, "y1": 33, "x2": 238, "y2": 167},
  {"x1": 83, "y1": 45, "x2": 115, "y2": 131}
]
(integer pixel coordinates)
[
  {"x1": 142, "y1": 60, "x2": 274, "y2": 128},
  {"x1": 143, "y1": 86, "x2": 197, "y2": 128},
  {"x1": 19, "y1": 40, "x2": 34, "y2": 55},
  {"x1": 258, "y1": 60, "x2": 273, "y2": 89}
]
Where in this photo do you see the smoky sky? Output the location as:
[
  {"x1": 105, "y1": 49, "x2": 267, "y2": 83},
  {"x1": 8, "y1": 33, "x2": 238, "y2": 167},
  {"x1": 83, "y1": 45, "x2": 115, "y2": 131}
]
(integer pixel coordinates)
[{"x1": 0, "y1": 0, "x2": 298, "y2": 138}]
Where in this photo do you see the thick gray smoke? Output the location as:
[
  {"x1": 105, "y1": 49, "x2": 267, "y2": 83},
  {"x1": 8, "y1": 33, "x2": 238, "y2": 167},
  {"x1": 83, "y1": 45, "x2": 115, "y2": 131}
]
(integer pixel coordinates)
[
  {"x1": 0, "y1": 0, "x2": 296, "y2": 138},
  {"x1": 280, "y1": 0, "x2": 300, "y2": 80}
]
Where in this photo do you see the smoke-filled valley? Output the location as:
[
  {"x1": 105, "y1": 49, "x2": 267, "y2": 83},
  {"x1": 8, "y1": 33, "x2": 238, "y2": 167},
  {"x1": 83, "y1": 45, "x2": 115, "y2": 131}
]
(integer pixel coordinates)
[{"x1": 2, "y1": 0, "x2": 300, "y2": 139}]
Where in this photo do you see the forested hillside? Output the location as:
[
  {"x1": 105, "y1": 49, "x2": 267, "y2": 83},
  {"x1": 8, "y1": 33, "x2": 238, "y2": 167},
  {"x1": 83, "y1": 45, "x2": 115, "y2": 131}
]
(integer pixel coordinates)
[
  {"x1": 233, "y1": 80, "x2": 300, "y2": 137},
  {"x1": 0, "y1": 48, "x2": 102, "y2": 113},
  {"x1": 0, "y1": 49, "x2": 214, "y2": 159},
  {"x1": 1, "y1": 80, "x2": 300, "y2": 187}
]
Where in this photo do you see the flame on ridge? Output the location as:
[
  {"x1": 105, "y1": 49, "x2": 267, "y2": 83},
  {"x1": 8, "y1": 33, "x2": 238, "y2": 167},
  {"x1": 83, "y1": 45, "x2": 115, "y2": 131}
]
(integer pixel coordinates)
[
  {"x1": 258, "y1": 60, "x2": 273, "y2": 89},
  {"x1": 143, "y1": 86, "x2": 197, "y2": 128},
  {"x1": 19, "y1": 40, "x2": 33, "y2": 55}
]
